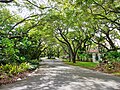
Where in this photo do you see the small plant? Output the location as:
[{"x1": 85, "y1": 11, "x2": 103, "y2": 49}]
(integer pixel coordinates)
[
  {"x1": 0, "y1": 62, "x2": 31, "y2": 78},
  {"x1": 9, "y1": 65, "x2": 18, "y2": 75},
  {"x1": 19, "y1": 62, "x2": 30, "y2": 71},
  {"x1": 20, "y1": 56, "x2": 26, "y2": 63},
  {"x1": 29, "y1": 59, "x2": 39, "y2": 65},
  {"x1": 106, "y1": 51, "x2": 120, "y2": 62},
  {"x1": 2, "y1": 64, "x2": 12, "y2": 73}
]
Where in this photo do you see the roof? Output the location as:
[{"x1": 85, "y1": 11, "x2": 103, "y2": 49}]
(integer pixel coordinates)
[{"x1": 87, "y1": 49, "x2": 99, "y2": 53}]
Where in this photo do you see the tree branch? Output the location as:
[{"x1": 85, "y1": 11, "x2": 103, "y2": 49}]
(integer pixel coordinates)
[
  {"x1": 93, "y1": 1, "x2": 107, "y2": 15},
  {"x1": 91, "y1": 39, "x2": 109, "y2": 51},
  {"x1": 94, "y1": 14, "x2": 120, "y2": 25},
  {"x1": 8, "y1": 35, "x2": 22, "y2": 39},
  {"x1": 10, "y1": 14, "x2": 42, "y2": 30},
  {"x1": 55, "y1": 35, "x2": 68, "y2": 45},
  {"x1": 26, "y1": 0, "x2": 50, "y2": 9},
  {"x1": 41, "y1": 47, "x2": 47, "y2": 53},
  {"x1": 0, "y1": 0, "x2": 13, "y2": 3}
]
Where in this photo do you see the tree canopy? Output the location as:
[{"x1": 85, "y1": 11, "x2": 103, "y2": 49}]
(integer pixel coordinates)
[{"x1": 0, "y1": 0, "x2": 120, "y2": 64}]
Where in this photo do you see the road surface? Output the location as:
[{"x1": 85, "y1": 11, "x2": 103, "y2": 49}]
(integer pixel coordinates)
[{"x1": 1, "y1": 57, "x2": 120, "y2": 90}]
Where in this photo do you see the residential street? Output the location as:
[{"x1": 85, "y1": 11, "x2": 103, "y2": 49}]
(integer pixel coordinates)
[{"x1": 1, "y1": 58, "x2": 120, "y2": 90}]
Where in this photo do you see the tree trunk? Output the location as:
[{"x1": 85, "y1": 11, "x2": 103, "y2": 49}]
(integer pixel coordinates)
[
  {"x1": 68, "y1": 53, "x2": 72, "y2": 62},
  {"x1": 72, "y1": 52, "x2": 76, "y2": 63},
  {"x1": 72, "y1": 55, "x2": 76, "y2": 63},
  {"x1": 57, "y1": 48, "x2": 60, "y2": 58},
  {"x1": 77, "y1": 53, "x2": 80, "y2": 61}
]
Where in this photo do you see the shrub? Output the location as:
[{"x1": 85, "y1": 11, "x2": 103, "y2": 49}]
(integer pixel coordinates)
[
  {"x1": 19, "y1": 62, "x2": 30, "y2": 71},
  {"x1": 106, "y1": 51, "x2": 120, "y2": 62},
  {"x1": 0, "y1": 62, "x2": 31, "y2": 77},
  {"x1": 78, "y1": 53, "x2": 89, "y2": 61},
  {"x1": 1, "y1": 64, "x2": 12, "y2": 73},
  {"x1": 29, "y1": 65, "x2": 38, "y2": 70},
  {"x1": 9, "y1": 65, "x2": 18, "y2": 75},
  {"x1": 28, "y1": 59, "x2": 39, "y2": 65}
]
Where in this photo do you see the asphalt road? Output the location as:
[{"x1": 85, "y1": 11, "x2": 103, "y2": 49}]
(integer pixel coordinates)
[{"x1": 1, "y1": 57, "x2": 120, "y2": 90}]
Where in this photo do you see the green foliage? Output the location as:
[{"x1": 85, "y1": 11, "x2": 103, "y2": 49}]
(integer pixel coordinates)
[
  {"x1": 47, "y1": 47, "x2": 55, "y2": 59},
  {"x1": 29, "y1": 65, "x2": 38, "y2": 70},
  {"x1": 2, "y1": 38, "x2": 14, "y2": 54},
  {"x1": 0, "y1": 7, "x2": 44, "y2": 65},
  {"x1": 20, "y1": 56, "x2": 26, "y2": 62},
  {"x1": 19, "y1": 62, "x2": 30, "y2": 71},
  {"x1": 0, "y1": 63, "x2": 31, "y2": 78},
  {"x1": 0, "y1": 0, "x2": 120, "y2": 69},
  {"x1": 78, "y1": 53, "x2": 89, "y2": 61},
  {"x1": 1, "y1": 64, "x2": 12, "y2": 73},
  {"x1": 106, "y1": 51, "x2": 120, "y2": 62},
  {"x1": 29, "y1": 59, "x2": 40, "y2": 65}
]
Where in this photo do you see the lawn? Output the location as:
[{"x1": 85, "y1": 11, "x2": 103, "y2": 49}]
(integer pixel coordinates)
[
  {"x1": 64, "y1": 61, "x2": 98, "y2": 69},
  {"x1": 63, "y1": 60, "x2": 120, "y2": 77}
]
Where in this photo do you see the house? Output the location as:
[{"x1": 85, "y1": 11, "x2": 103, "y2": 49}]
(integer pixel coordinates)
[{"x1": 88, "y1": 49, "x2": 101, "y2": 62}]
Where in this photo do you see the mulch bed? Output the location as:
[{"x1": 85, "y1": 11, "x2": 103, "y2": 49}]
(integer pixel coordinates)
[
  {"x1": 0, "y1": 71, "x2": 32, "y2": 85},
  {"x1": 94, "y1": 62, "x2": 120, "y2": 74}
]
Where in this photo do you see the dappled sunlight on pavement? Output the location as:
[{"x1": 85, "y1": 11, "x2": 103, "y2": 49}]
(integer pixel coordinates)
[{"x1": 1, "y1": 58, "x2": 120, "y2": 90}]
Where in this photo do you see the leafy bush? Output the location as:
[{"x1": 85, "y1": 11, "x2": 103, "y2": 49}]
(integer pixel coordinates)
[
  {"x1": 19, "y1": 62, "x2": 30, "y2": 71},
  {"x1": 27, "y1": 59, "x2": 40, "y2": 70},
  {"x1": 0, "y1": 62, "x2": 31, "y2": 78},
  {"x1": 97, "y1": 51, "x2": 120, "y2": 73},
  {"x1": 29, "y1": 65, "x2": 38, "y2": 70},
  {"x1": 29, "y1": 59, "x2": 39, "y2": 65},
  {"x1": 20, "y1": 56, "x2": 26, "y2": 62},
  {"x1": 1, "y1": 64, "x2": 12, "y2": 73},
  {"x1": 106, "y1": 51, "x2": 120, "y2": 62},
  {"x1": 9, "y1": 65, "x2": 18, "y2": 75},
  {"x1": 78, "y1": 53, "x2": 89, "y2": 61}
]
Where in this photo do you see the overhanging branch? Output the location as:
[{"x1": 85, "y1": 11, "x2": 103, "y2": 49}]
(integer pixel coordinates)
[
  {"x1": 94, "y1": 14, "x2": 120, "y2": 26},
  {"x1": 26, "y1": 0, "x2": 50, "y2": 9},
  {"x1": 10, "y1": 14, "x2": 43, "y2": 30},
  {"x1": 0, "y1": 0, "x2": 13, "y2": 3}
]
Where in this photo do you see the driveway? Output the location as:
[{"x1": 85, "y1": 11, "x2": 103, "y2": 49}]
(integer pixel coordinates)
[{"x1": 1, "y1": 57, "x2": 120, "y2": 90}]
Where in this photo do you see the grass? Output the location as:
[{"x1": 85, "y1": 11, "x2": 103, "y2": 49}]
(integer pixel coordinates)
[
  {"x1": 64, "y1": 60, "x2": 98, "y2": 69},
  {"x1": 63, "y1": 59, "x2": 120, "y2": 77}
]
